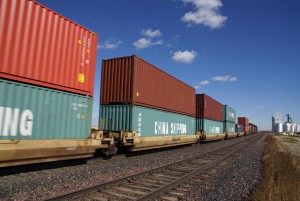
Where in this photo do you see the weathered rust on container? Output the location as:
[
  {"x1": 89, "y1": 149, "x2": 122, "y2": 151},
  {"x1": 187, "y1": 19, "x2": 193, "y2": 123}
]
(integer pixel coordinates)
[
  {"x1": 195, "y1": 94, "x2": 223, "y2": 121},
  {"x1": 100, "y1": 55, "x2": 195, "y2": 117},
  {"x1": 0, "y1": 0, "x2": 98, "y2": 96}
]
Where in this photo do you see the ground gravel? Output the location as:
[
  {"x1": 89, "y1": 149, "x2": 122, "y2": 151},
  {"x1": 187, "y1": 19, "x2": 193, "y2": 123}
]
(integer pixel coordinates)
[
  {"x1": 0, "y1": 134, "x2": 265, "y2": 201},
  {"x1": 183, "y1": 133, "x2": 266, "y2": 200}
]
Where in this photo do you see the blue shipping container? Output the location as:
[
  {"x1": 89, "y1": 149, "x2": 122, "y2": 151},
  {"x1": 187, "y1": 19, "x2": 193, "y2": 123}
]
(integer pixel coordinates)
[
  {"x1": 196, "y1": 118, "x2": 224, "y2": 135},
  {"x1": 0, "y1": 79, "x2": 92, "y2": 140},
  {"x1": 224, "y1": 121, "x2": 236, "y2": 133},
  {"x1": 236, "y1": 124, "x2": 244, "y2": 132},
  {"x1": 100, "y1": 105, "x2": 196, "y2": 137}
]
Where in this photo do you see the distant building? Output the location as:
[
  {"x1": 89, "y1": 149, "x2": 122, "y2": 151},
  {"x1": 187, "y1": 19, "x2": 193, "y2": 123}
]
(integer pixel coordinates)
[
  {"x1": 272, "y1": 112, "x2": 283, "y2": 132},
  {"x1": 274, "y1": 112, "x2": 283, "y2": 124}
]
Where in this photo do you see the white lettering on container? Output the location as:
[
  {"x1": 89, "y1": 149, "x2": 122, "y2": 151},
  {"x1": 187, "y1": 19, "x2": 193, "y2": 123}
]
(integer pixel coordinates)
[
  {"x1": 209, "y1": 126, "x2": 220, "y2": 134},
  {"x1": 0, "y1": 107, "x2": 33, "y2": 137},
  {"x1": 155, "y1": 121, "x2": 187, "y2": 135}
]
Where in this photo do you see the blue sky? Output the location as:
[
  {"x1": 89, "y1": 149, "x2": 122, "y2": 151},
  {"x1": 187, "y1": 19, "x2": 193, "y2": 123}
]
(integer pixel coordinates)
[{"x1": 39, "y1": 0, "x2": 300, "y2": 130}]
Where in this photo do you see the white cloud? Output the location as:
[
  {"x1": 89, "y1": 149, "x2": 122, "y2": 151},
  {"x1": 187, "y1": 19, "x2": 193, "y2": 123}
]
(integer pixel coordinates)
[
  {"x1": 195, "y1": 75, "x2": 237, "y2": 89},
  {"x1": 194, "y1": 80, "x2": 210, "y2": 89},
  {"x1": 181, "y1": 0, "x2": 227, "y2": 29},
  {"x1": 199, "y1": 80, "x2": 210, "y2": 85},
  {"x1": 133, "y1": 38, "x2": 163, "y2": 49},
  {"x1": 172, "y1": 50, "x2": 197, "y2": 63},
  {"x1": 142, "y1": 29, "x2": 162, "y2": 38},
  {"x1": 97, "y1": 39, "x2": 122, "y2": 50},
  {"x1": 133, "y1": 38, "x2": 151, "y2": 49},
  {"x1": 212, "y1": 75, "x2": 238, "y2": 82},
  {"x1": 133, "y1": 29, "x2": 164, "y2": 49}
]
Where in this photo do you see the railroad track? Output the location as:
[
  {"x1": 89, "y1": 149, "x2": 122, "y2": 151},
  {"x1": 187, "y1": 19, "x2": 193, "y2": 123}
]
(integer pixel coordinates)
[{"x1": 45, "y1": 134, "x2": 264, "y2": 201}]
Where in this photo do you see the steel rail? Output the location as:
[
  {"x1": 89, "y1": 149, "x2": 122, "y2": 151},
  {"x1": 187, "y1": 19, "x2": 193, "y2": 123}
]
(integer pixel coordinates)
[
  {"x1": 44, "y1": 134, "x2": 263, "y2": 201},
  {"x1": 137, "y1": 134, "x2": 263, "y2": 200}
]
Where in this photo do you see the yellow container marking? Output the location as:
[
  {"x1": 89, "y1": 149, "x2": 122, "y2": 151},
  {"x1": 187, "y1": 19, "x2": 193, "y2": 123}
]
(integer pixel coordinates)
[{"x1": 78, "y1": 73, "x2": 85, "y2": 83}]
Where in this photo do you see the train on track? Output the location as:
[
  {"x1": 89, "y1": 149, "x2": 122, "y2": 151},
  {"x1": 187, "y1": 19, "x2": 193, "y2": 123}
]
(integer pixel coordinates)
[{"x1": 0, "y1": 0, "x2": 257, "y2": 168}]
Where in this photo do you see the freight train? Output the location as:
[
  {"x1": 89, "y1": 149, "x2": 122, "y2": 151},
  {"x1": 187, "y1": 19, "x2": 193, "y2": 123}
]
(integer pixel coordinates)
[{"x1": 0, "y1": 0, "x2": 257, "y2": 168}]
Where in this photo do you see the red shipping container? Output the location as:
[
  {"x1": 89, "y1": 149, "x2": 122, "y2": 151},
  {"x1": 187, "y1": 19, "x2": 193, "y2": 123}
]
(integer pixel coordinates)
[
  {"x1": 243, "y1": 125, "x2": 250, "y2": 133},
  {"x1": 238, "y1": 117, "x2": 249, "y2": 125},
  {"x1": 238, "y1": 117, "x2": 249, "y2": 132},
  {"x1": 0, "y1": 0, "x2": 98, "y2": 96},
  {"x1": 195, "y1": 94, "x2": 223, "y2": 122},
  {"x1": 100, "y1": 55, "x2": 195, "y2": 117}
]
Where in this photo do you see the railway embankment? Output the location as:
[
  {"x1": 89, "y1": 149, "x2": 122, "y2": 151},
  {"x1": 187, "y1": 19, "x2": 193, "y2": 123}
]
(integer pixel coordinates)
[{"x1": 252, "y1": 134, "x2": 300, "y2": 201}]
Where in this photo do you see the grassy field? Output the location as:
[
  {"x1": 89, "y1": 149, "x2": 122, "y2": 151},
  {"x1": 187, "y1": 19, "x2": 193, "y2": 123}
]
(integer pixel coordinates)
[{"x1": 251, "y1": 134, "x2": 300, "y2": 201}]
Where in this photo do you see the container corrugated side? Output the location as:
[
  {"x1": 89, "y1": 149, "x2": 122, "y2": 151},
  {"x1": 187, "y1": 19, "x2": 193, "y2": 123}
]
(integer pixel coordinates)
[
  {"x1": 100, "y1": 55, "x2": 195, "y2": 117},
  {"x1": 244, "y1": 125, "x2": 250, "y2": 133},
  {"x1": 236, "y1": 124, "x2": 244, "y2": 132},
  {"x1": 99, "y1": 105, "x2": 196, "y2": 137},
  {"x1": 238, "y1": 117, "x2": 249, "y2": 125},
  {"x1": 223, "y1": 105, "x2": 236, "y2": 123},
  {"x1": 195, "y1": 94, "x2": 223, "y2": 121},
  {"x1": 196, "y1": 118, "x2": 224, "y2": 135},
  {"x1": 0, "y1": 78, "x2": 92, "y2": 139},
  {"x1": 0, "y1": 0, "x2": 98, "y2": 96},
  {"x1": 224, "y1": 121, "x2": 236, "y2": 133}
]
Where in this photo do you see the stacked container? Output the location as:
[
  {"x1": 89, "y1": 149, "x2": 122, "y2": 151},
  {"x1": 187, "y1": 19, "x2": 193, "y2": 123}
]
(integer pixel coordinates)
[
  {"x1": 236, "y1": 124, "x2": 244, "y2": 136},
  {"x1": 99, "y1": 55, "x2": 197, "y2": 148},
  {"x1": 238, "y1": 117, "x2": 249, "y2": 134},
  {"x1": 195, "y1": 94, "x2": 224, "y2": 140},
  {"x1": 0, "y1": 0, "x2": 98, "y2": 166},
  {"x1": 223, "y1": 105, "x2": 237, "y2": 138}
]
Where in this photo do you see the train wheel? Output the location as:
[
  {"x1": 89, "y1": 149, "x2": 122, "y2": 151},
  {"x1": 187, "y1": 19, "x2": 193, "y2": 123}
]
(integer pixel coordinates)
[{"x1": 102, "y1": 145, "x2": 118, "y2": 156}]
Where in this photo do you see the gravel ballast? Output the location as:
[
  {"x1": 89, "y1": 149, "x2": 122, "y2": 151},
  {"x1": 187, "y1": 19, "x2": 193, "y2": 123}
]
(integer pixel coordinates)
[
  {"x1": 0, "y1": 134, "x2": 266, "y2": 201},
  {"x1": 183, "y1": 133, "x2": 266, "y2": 200}
]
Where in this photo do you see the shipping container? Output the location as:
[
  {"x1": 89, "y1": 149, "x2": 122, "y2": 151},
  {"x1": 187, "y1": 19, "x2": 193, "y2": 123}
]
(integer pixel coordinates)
[
  {"x1": 0, "y1": 78, "x2": 92, "y2": 140},
  {"x1": 243, "y1": 125, "x2": 250, "y2": 133},
  {"x1": 99, "y1": 105, "x2": 196, "y2": 137},
  {"x1": 196, "y1": 118, "x2": 223, "y2": 135},
  {"x1": 236, "y1": 124, "x2": 244, "y2": 133},
  {"x1": 238, "y1": 117, "x2": 249, "y2": 125},
  {"x1": 223, "y1": 105, "x2": 236, "y2": 123},
  {"x1": 0, "y1": 0, "x2": 98, "y2": 96},
  {"x1": 224, "y1": 121, "x2": 236, "y2": 133},
  {"x1": 195, "y1": 94, "x2": 223, "y2": 121},
  {"x1": 100, "y1": 55, "x2": 195, "y2": 117}
]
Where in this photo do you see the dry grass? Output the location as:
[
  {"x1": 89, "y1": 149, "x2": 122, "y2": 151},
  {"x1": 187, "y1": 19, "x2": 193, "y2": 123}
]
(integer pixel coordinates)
[{"x1": 251, "y1": 135, "x2": 300, "y2": 201}]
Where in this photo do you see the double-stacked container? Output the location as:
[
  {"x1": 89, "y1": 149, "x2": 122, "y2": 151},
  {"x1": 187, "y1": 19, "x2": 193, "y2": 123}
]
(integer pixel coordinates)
[
  {"x1": 100, "y1": 55, "x2": 198, "y2": 150},
  {"x1": 238, "y1": 117, "x2": 249, "y2": 134},
  {"x1": 0, "y1": 0, "x2": 98, "y2": 167},
  {"x1": 195, "y1": 94, "x2": 224, "y2": 141},
  {"x1": 223, "y1": 105, "x2": 237, "y2": 138}
]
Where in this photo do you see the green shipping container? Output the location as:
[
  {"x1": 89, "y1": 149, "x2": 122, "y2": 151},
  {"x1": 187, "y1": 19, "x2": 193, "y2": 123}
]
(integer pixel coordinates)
[
  {"x1": 224, "y1": 121, "x2": 236, "y2": 133},
  {"x1": 196, "y1": 118, "x2": 224, "y2": 135},
  {"x1": 0, "y1": 79, "x2": 92, "y2": 140},
  {"x1": 100, "y1": 105, "x2": 196, "y2": 137},
  {"x1": 223, "y1": 105, "x2": 236, "y2": 123}
]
